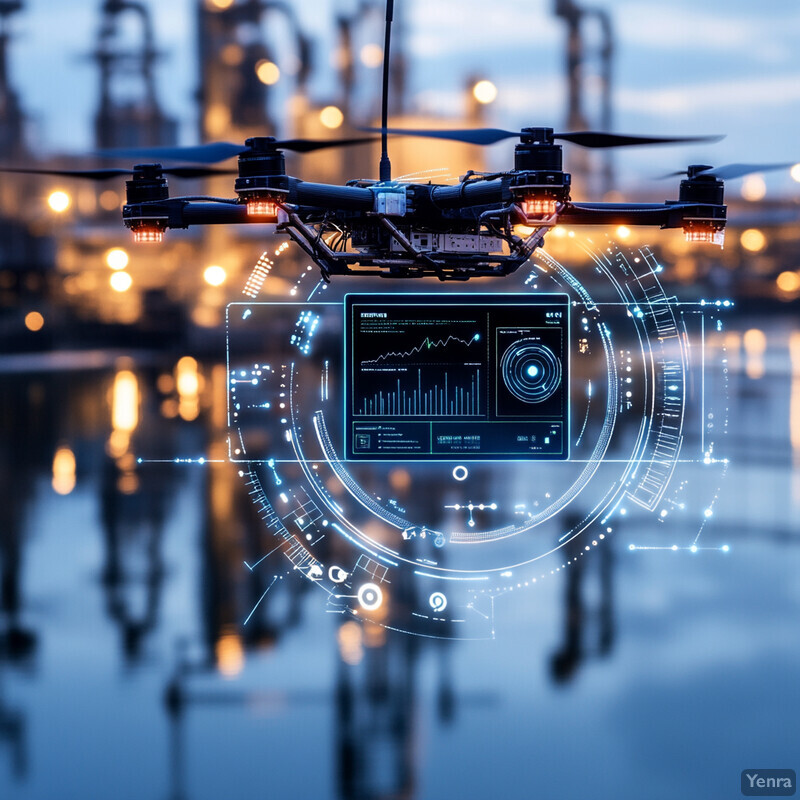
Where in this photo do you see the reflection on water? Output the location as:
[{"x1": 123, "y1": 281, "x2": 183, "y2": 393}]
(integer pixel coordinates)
[
  {"x1": 791, "y1": 333, "x2": 800, "y2": 456},
  {"x1": 1, "y1": 323, "x2": 799, "y2": 800},
  {"x1": 550, "y1": 514, "x2": 614, "y2": 684}
]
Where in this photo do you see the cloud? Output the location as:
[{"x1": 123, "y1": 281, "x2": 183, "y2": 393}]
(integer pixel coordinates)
[
  {"x1": 612, "y1": 2, "x2": 800, "y2": 64},
  {"x1": 616, "y1": 73, "x2": 800, "y2": 116},
  {"x1": 409, "y1": 0, "x2": 560, "y2": 57}
]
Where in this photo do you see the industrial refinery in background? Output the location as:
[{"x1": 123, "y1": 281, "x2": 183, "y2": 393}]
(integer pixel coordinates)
[{"x1": 0, "y1": 0, "x2": 797, "y2": 355}]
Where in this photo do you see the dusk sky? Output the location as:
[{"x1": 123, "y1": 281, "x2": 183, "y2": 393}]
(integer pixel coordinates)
[{"x1": 10, "y1": 0, "x2": 800, "y2": 193}]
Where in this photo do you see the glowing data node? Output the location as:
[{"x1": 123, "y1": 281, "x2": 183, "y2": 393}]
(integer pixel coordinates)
[
  {"x1": 357, "y1": 583, "x2": 383, "y2": 611},
  {"x1": 429, "y1": 592, "x2": 447, "y2": 612}
]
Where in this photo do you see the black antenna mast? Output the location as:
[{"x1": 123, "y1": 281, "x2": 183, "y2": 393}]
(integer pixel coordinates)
[{"x1": 379, "y1": 0, "x2": 394, "y2": 182}]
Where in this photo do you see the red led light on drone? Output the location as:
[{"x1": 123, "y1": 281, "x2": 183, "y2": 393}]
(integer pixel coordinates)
[
  {"x1": 683, "y1": 221, "x2": 725, "y2": 247},
  {"x1": 246, "y1": 199, "x2": 279, "y2": 220},
  {"x1": 684, "y1": 229, "x2": 713, "y2": 243},
  {"x1": 522, "y1": 197, "x2": 558, "y2": 218},
  {"x1": 132, "y1": 227, "x2": 164, "y2": 243}
]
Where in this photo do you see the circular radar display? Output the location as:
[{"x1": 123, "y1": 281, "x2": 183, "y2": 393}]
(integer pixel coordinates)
[
  {"x1": 500, "y1": 339, "x2": 562, "y2": 404},
  {"x1": 228, "y1": 234, "x2": 732, "y2": 641}
]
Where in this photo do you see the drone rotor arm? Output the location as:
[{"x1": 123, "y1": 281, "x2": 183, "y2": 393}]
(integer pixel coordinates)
[
  {"x1": 430, "y1": 177, "x2": 510, "y2": 209},
  {"x1": 290, "y1": 180, "x2": 374, "y2": 210},
  {"x1": 561, "y1": 201, "x2": 724, "y2": 229}
]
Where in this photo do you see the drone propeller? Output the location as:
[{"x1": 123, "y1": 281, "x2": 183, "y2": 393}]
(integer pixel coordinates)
[
  {"x1": 0, "y1": 165, "x2": 237, "y2": 181},
  {"x1": 557, "y1": 131, "x2": 723, "y2": 148},
  {"x1": 363, "y1": 126, "x2": 723, "y2": 149},
  {"x1": 660, "y1": 162, "x2": 797, "y2": 181},
  {"x1": 96, "y1": 135, "x2": 377, "y2": 165}
]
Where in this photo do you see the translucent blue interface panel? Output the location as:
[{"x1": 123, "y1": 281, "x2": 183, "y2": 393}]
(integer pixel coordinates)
[{"x1": 345, "y1": 294, "x2": 570, "y2": 461}]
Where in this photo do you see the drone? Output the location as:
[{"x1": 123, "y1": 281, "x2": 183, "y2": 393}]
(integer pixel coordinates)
[{"x1": 2, "y1": 0, "x2": 794, "y2": 281}]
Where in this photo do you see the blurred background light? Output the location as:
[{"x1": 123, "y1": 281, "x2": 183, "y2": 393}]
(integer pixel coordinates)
[
  {"x1": 740, "y1": 228, "x2": 766, "y2": 252},
  {"x1": 255, "y1": 59, "x2": 280, "y2": 86},
  {"x1": 105, "y1": 248, "x2": 129, "y2": 270},
  {"x1": 472, "y1": 79, "x2": 498, "y2": 104},
  {"x1": 24, "y1": 310, "x2": 44, "y2": 331},
  {"x1": 203, "y1": 265, "x2": 227, "y2": 286},
  {"x1": 319, "y1": 105, "x2": 344, "y2": 129},
  {"x1": 110, "y1": 271, "x2": 132, "y2": 292},
  {"x1": 47, "y1": 190, "x2": 71, "y2": 213}
]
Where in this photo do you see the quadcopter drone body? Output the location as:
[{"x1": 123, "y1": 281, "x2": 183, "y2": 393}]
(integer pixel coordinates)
[{"x1": 117, "y1": 129, "x2": 728, "y2": 282}]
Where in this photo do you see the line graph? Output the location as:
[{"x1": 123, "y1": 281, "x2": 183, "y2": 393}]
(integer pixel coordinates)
[{"x1": 360, "y1": 332, "x2": 480, "y2": 366}]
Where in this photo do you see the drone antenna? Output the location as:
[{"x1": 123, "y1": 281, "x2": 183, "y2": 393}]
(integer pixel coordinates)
[{"x1": 379, "y1": 0, "x2": 394, "y2": 182}]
